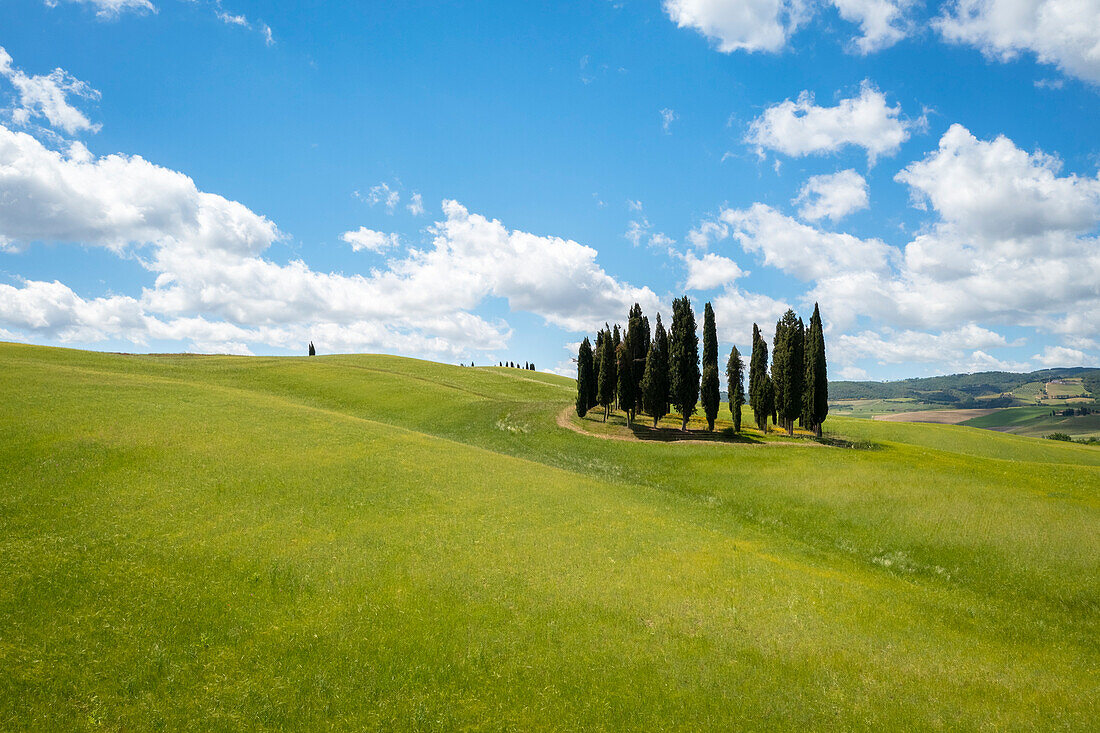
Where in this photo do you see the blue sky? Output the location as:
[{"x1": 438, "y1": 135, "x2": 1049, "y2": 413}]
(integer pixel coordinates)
[{"x1": 1, "y1": 0, "x2": 1098, "y2": 379}]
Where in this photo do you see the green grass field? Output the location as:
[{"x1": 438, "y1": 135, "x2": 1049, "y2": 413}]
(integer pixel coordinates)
[
  {"x1": 963, "y1": 406, "x2": 1100, "y2": 439},
  {"x1": 2, "y1": 343, "x2": 1098, "y2": 730}
]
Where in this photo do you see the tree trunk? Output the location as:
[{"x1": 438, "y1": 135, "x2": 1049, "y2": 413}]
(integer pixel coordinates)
[
  {"x1": 815, "y1": 424, "x2": 822, "y2": 438},
  {"x1": 707, "y1": 419, "x2": 714, "y2": 431},
  {"x1": 681, "y1": 415, "x2": 689, "y2": 431}
]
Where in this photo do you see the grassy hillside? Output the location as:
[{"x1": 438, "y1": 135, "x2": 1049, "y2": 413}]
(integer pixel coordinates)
[
  {"x1": 1, "y1": 343, "x2": 1098, "y2": 730},
  {"x1": 831, "y1": 366, "x2": 1099, "y2": 405},
  {"x1": 963, "y1": 406, "x2": 1100, "y2": 439}
]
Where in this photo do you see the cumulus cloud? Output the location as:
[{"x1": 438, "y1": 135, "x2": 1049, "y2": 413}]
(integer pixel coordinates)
[
  {"x1": 936, "y1": 0, "x2": 1100, "y2": 85},
  {"x1": 1032, "y1": 345, "x2": 1100, "y2": 367},
  {"x1": 407, "y1": 192, "x2": 425, "y2": 216},
  {"x1": 663, "y1": 0, "x2": 912, "y2": 55},
  {"x1": 681, "y1": 251, "x2": 745, "y2": 290},
  {"x1": 745, "y1": 82, "x2": 912, "y2": 164},
  {"x1": 807, "y1": 124, "x2": 1100, "y2": 347},
  {"x1": 794, "y1": 169, "x2": 869, "y2": 221},
  {"x1": 662, "y1": 0, "x2": 809, "y2": 53},
  {"x1": 341, "y1": 227, "x2": 400, "y2": 253},
  {"x1": 0, "y1": 123, "x2": 657, "y2": 356},
  {"x1": 832, "y1": 0, "x2": 913, "y2": 53},
  {"x1": 0, "y1": 46, "x2": 101, "y2": 135},
  {"x1": 718, "y1": 203, "x2": 896, "y2": 280}
]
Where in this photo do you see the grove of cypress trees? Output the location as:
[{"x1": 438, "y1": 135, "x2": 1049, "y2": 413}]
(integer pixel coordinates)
[
  {"x1": 748, "y1": 323, "x2": 772, "y2": 432},
  {"x1": 308, "y1": 341, "x2": 315, "y2": 356},
  {"x1": 726, "y1": 345, "x2": 745, "y2": 433},
  {"x1": 641, "y1": 313, "x2": 669, "y2": 428},
  {"x1": 616, "y1": 337, "x2": 636, "y2": 425},
  {"x1": 597, "y1": 333, "x2": 616, "y2": 421},
  {"x1": 772, "y1": 309, "x2": 804, "y2": 436},
  {"x1": 700, "y1": 302, "x2": 720, "y2": 431},
  {"x1": 575, "y1": 337, "x2": 594, "y2": 417},
  {"x1": 669, "y1": 296, "x2": 700, "y2": 431},
  {"x1": 803, "y1": 302, "x2": 829, "y2": 437}
]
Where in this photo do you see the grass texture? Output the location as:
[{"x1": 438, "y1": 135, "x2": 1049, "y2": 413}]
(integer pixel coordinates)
[{"x1": 1, "y1": 343, "x2": 1097, "y2": 730}]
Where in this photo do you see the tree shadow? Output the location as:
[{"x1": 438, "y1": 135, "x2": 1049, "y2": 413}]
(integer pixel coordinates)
[{"x1": 627, "y1": 423, "x2": 765, "y2": 444}]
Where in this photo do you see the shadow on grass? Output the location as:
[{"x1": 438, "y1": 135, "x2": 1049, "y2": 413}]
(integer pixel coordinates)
[
  {"x1": 814, "y1": 435, "x2": 882, "y2": 450},
  {"x1": 626, "y1": 423, "x2": 765, "y2": 444}
]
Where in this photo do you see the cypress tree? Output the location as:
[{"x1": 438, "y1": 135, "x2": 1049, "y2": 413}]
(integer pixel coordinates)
[
  {"x1": 700, "y1": 302, "x2": 720, "y2": 431},
  {"x1": 726, "y1": 346, "x2": 745, "y2": 433},
  {"x1": 771, "y1": 316, "x2": 788, "y2": 433},
  {"x1": 772, "y1": 309, "x2": 804, "y2": 436},
  {"x1": 641, "y1": 313, "x2": 669, "y2": 428},
  {"x1": 308, "y1": 341, "x2": 315, "y2": 356},
  {"x1": 803, "y1": 303, "x2": 829, "y2": 437},
  {"x1": 575, "y1": 338, "x2": 594, "y2": 417},
  {"x1": 669, "y1": 296, "x2": 701, "y2": 431},
  {"x1": 597, "y1": 332, "x2": 616, "y2": 421},
  {"x1": 748, "y1": 324, "x2": 772, "y2": 432},
  {"x1": 616, "y1": 338, "x2": 636, "y2": 426}
]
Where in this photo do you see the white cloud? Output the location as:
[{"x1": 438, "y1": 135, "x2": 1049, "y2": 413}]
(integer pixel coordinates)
[
  {"x1": 808, "y1": 125, "x2": 1100, "y2": 340},
  {"x1": 660, "y1": 107, "x2": 678, "y2": 133},
  {"x1": 835, "y1": 324, "x2": 1011, "y2": 366},
  {"x1": 261, "y1": 23, "x2": 275, "y2": 46},
  {"x1": 0, "y1": 46, "x2": 101, "y2": 135},
  {"x1": 682, "y1": 252, "x2": 745, "y2": 290},
  {"x1": 625, "y1": 218, "x2": 650, "y2": 247},
  {"x1": 710, "y1": 285, "x2": 791, "y2": 347},
  {"x1": 686, "y1": 220, "x2": 729, "y2": 250},
  {"x1": 1032, "y1": 345, "x2": 1100, "y2": 367},
  {"x1": 341, "y1": 227, "x2": 400, "y2": 253},
  {"x1": 837, "y1": 365, "x2": 868, "y2": 379},
  {"x1": 936, "y1": 0, "x2": 1100, "y2": 85},
  {"x1": 832, "y1": 0, "x2": 913, "y2": 53},
  {"x1": 662, "y1": 0, "x2": 809, "y2": 53},
  {"x1": 359, "y1": 182, "x2": 401, "y2": 212},
  {"x1": 794, "y1": 169, "x2": 869, "y2": 221},
  {"x1": 45, "y1": 0, "x2": 155, "y2": 18},
  {"x1": 745, "y1": 82, "x2": 912, "y2": 164},
  {"x1": 718, "y1": 203, "x2": 896, "y2": 280},
  {"x1": 627, "y1": 199, "x2": 644, "y2": 212},
  {"x1": 896, "y1": 123, "x2": 1100, "y2": 242},
  {"x1": 0, "y1": 123, "x2": 659, "y2": 355},
  {"x1": 407, "y1": 192, "x2": 425, "y2": 216},
  {"x1": 663, "y1": 0, "x2": 912, "y2": 55},
  {"x1": 217, "y1": 11, "x2": 248, "y2": 27}
]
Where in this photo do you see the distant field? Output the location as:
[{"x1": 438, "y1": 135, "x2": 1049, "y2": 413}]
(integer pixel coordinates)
[
  {"x1": 827, "y1": 397, "x2": 938, "y2": 419},
  {"x1": 2, "y1": 343, "x2": 1098, "y2": 729},
  {"x1": 963, "y1": 406, "x2": 1100, "y2": 439},
  {"x1": 874, "y1": 408, "x2": 1001, "y2": 425}
]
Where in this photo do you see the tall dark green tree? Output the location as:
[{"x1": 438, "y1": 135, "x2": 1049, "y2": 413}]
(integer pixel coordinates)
[
  {"x1": 626, "y1": 304, "x2": 648, "y2": 418},
  {"x1": 748, "y1": 324, "x2": 773, "y2": 432},
  {"x1": 641, "y1": 313, "x2": 669, "y2": 428},
  {"x1": 575, "y1": 337, "x2": 594, "y2": 417},
  {"x1": 700, "y1": 302, "x2": 720, "y2": 431},
  {"x1": 772, "y1": 309, "x2": 805, "y2": 436},
  {"x1": 616, "y1": 337, "x2": 636, "y2": 426},
  {"x1": 669, "y1": 296, "x2": 700, "y2": 430},
  {"x1": 726, "y1": 346, "x2": 745, "y2": 433},
  {"x1": 597, "y1": 332, "x2": 616, "y2": 421},
  {"x1": 803, "y1": 303, "x2": 829, "y2": 437}
]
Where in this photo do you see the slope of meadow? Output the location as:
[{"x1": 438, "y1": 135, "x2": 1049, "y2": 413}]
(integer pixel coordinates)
[{"x1": 1, "y1": 343, "x2": 1097, "y2": 730}]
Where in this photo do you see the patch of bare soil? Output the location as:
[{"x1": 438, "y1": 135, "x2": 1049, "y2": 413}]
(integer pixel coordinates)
[{"x1": 873, "y1": 408, "x2": 1002, "y2": 424}]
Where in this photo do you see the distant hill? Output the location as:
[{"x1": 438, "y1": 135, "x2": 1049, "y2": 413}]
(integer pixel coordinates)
[{"x1": 831, "y1": 367, "x2": 1100, "y2": 406}]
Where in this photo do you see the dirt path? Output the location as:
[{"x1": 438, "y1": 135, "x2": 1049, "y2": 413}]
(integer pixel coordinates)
[
  {"x1": 556, "y1": 406, "x2": 817, "y2": 447},
  {"x1": 873, "y1": 408, "x2": 1002, "y2": 424}
]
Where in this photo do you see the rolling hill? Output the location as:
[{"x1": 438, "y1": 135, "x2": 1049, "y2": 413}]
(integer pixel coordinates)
[
  {"x1": 831, "y1": 366, "x2": 1100, "y2": 406},
  {"x1": 1, "y1": 343, "x2": 1098, "y2": 729}
]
